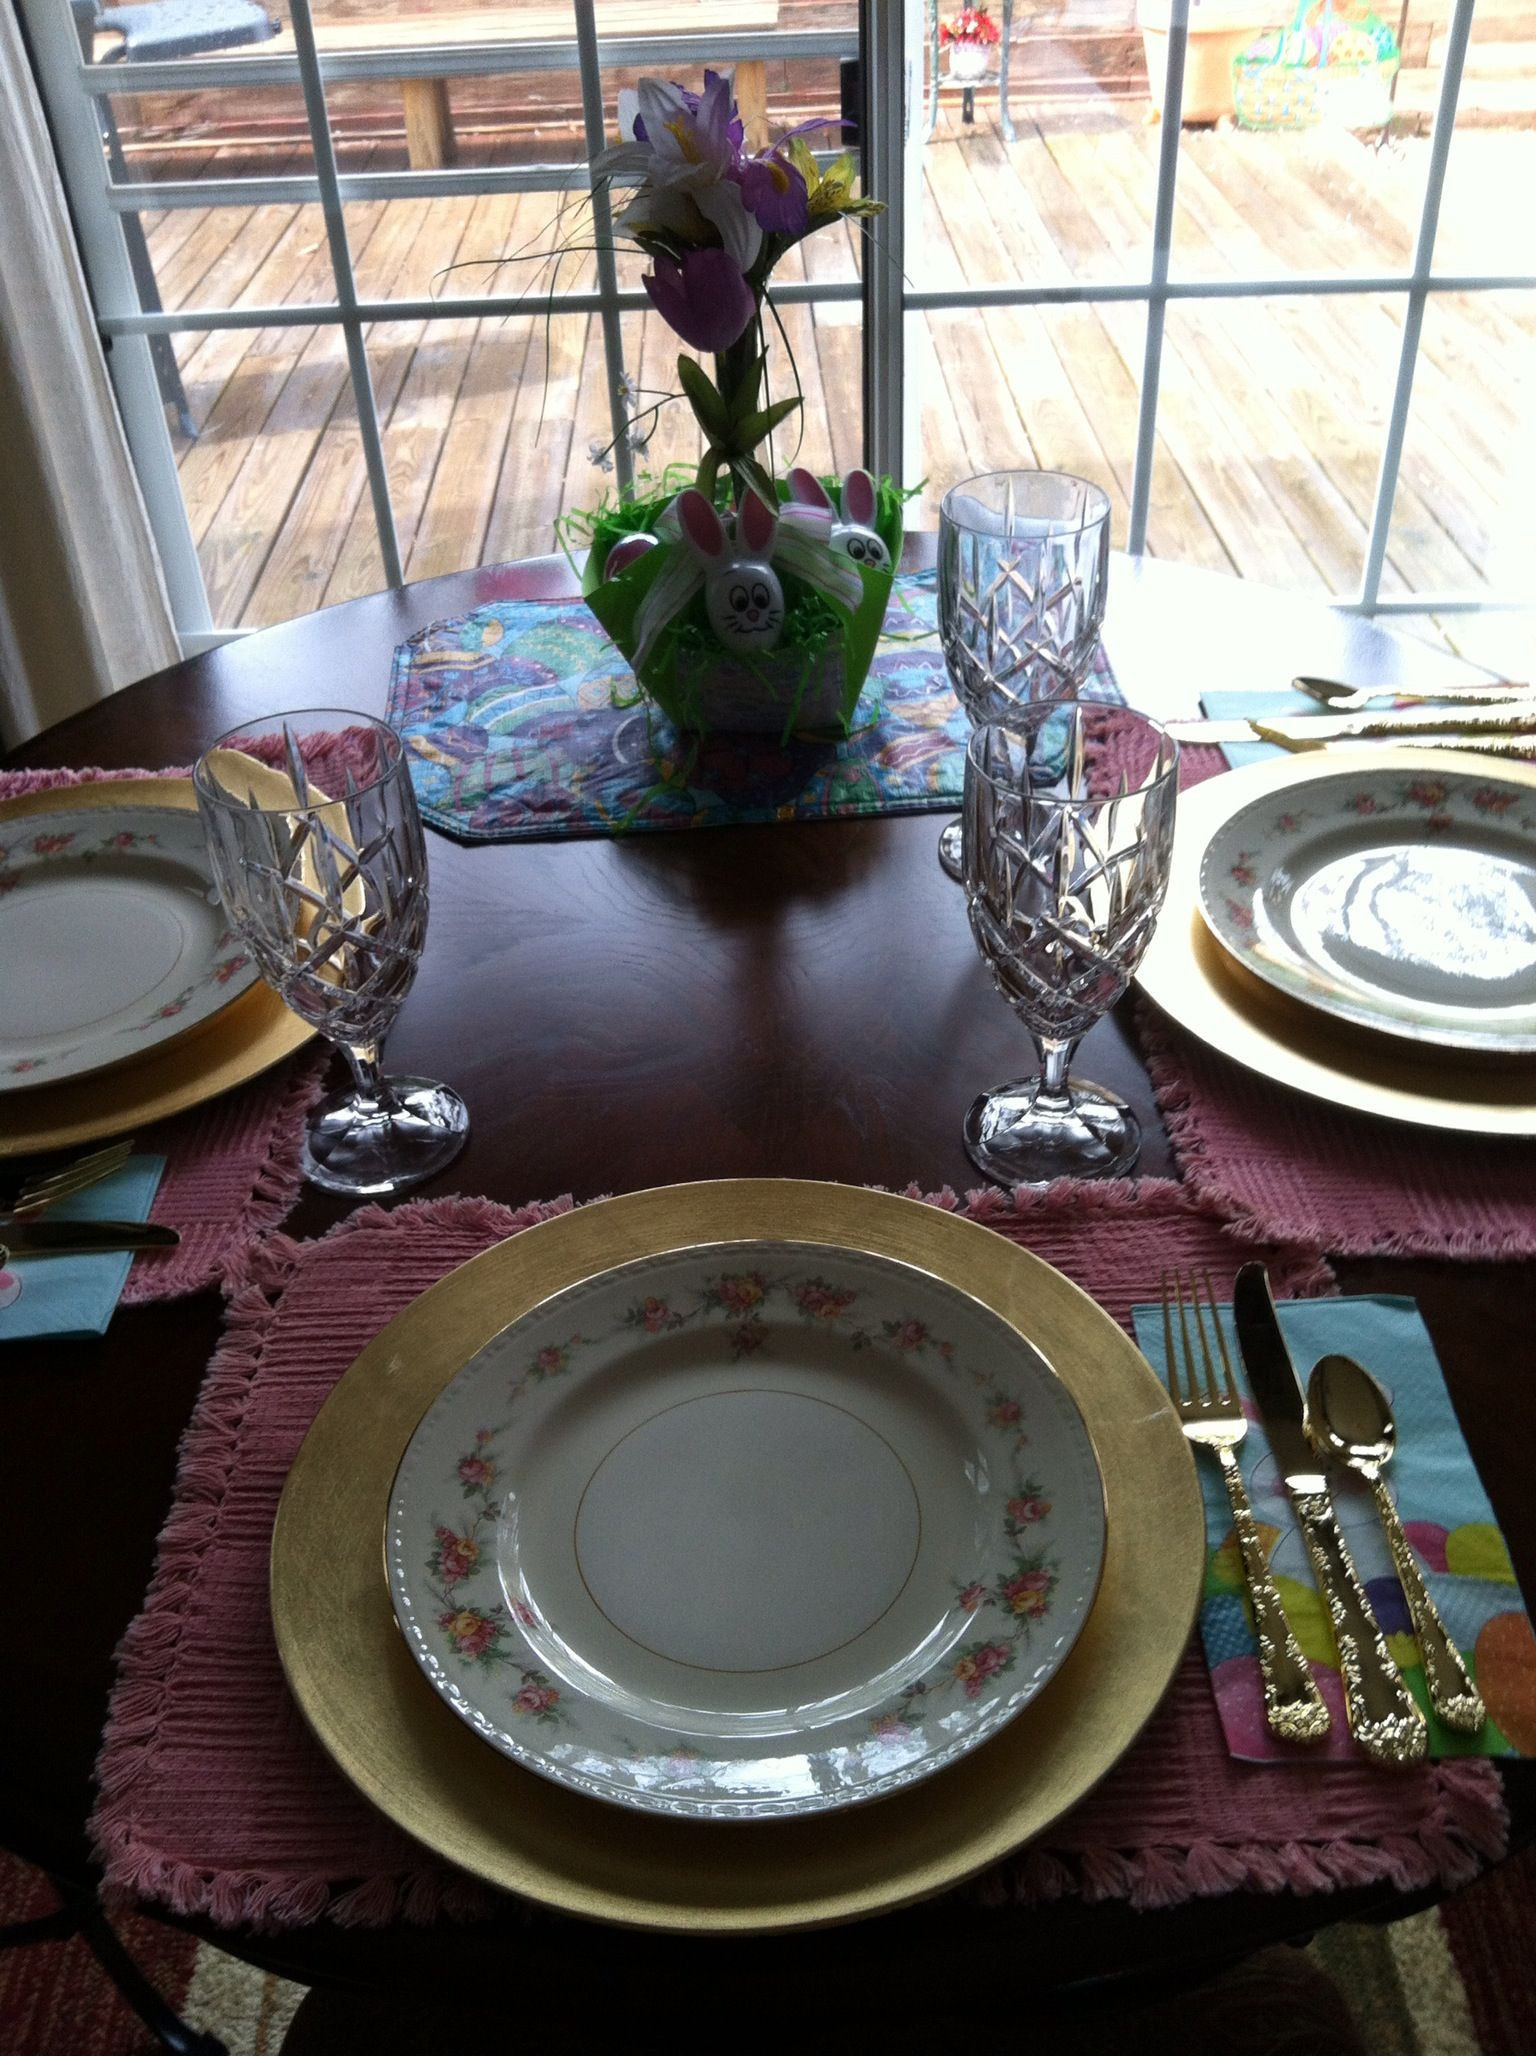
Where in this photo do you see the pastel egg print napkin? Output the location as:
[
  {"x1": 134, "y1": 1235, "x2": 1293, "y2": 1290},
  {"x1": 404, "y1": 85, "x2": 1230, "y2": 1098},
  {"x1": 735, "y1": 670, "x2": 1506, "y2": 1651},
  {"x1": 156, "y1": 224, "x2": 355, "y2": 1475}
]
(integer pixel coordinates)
[
  {"x1": 0, "y1": 1154, "x2": 165, "y2": 1341},
  {"x1": 1133, "y1": 1294, "x2": 1534, "y2": 1762}
]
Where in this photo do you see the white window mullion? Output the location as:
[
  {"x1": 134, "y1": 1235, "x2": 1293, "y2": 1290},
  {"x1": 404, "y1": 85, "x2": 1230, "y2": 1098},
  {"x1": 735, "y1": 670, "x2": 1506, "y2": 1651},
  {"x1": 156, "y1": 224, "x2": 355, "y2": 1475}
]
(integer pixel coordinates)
[
  {"x1": 289, "y1": 0, "x2": 403, "y2": 590},
  {"x1": 574, "y1": 0, "x2": 633, "y2": 498},
  {"x1": 862, "y1": 0, "x2": 907, "y2": 484},
  {"x1": 1358, "y1": 0, "x2": 1475, "y2": 610},
  {"x1": 1127, "y1": 0, "x2": 1189, "y2": 556}
]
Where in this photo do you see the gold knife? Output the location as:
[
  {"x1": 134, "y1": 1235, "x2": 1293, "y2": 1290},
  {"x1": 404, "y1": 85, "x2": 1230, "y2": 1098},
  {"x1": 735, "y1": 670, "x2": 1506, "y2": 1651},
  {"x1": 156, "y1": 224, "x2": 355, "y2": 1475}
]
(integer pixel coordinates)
[
  {"x1": 1, "y1": 1221, "x2": 181, "y2": 1259},
  {"x1": 1258, "y1": 725, "x2": 1536, "y2": 758},
  {"x1": 1168, "y1": 707, "x2": 1536, "y2": 746}
]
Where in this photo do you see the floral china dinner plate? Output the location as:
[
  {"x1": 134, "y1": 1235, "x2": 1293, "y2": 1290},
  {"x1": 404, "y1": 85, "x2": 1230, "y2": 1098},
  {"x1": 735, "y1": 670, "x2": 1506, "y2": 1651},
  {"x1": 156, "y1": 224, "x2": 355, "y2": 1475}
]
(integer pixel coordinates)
[
  {"x1": 0, "y1": 801, "x2": 258, "y2": 1091},
  {"x1": 1198, "y1": 764, "x2": 1536, "y2": 1054},
  {"x1": 386, "y1": 1239, "x2": 1107, "y2": 1821}
]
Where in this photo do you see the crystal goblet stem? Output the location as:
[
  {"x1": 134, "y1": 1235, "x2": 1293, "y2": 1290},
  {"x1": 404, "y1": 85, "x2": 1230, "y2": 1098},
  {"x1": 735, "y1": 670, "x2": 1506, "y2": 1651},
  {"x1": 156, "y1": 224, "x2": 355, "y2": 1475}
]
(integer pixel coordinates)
[
  {"x1": 194, "y1": 710, "x2": 469, "y2": 1198},
  {"x1": 962, "y1": 705, "x2": 1178, "y2": 1185}
]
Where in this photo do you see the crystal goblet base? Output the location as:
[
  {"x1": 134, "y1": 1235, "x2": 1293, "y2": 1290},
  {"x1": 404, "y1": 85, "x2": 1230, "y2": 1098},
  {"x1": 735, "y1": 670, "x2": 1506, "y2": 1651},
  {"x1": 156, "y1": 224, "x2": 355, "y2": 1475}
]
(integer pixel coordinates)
[
  {"x1": 963, "y1": 1075, "x2": 1141, "y2": 1186},
  {"x1": 937, "y1": 816, "x2": 965, "y2": 881},
  {"x1": 303, "y1": 1074, "x2": 470, "y2": 1197}
]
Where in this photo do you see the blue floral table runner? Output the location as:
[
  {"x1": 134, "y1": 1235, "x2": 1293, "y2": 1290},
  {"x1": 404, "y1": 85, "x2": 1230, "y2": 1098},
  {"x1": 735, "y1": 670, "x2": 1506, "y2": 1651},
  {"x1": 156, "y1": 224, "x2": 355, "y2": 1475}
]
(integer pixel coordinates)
[{"x1": 387, "y1": 572, "x2": 1120, "y2": 843}]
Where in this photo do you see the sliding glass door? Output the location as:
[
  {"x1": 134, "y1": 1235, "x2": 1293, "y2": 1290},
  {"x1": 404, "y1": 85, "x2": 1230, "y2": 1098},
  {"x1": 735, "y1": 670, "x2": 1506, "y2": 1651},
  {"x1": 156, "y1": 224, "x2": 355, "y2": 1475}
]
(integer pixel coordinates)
[{"x1": 19, "y1": 0, "x2": 1533, "y2": 661}]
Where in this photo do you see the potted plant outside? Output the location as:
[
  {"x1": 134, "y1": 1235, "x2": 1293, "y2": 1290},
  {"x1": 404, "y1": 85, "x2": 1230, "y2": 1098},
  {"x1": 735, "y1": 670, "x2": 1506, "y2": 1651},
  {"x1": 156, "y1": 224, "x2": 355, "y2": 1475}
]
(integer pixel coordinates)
[{"x1": 940, "y1": 5, "x2": 1003, "y2": 83}]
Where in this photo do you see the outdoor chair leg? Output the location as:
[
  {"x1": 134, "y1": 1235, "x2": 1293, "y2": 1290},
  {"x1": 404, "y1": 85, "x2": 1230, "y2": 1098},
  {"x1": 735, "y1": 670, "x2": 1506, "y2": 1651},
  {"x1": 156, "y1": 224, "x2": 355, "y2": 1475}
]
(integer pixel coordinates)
[{"x1": 999, "y1": 0, "x2": 1018, "y2": 141}]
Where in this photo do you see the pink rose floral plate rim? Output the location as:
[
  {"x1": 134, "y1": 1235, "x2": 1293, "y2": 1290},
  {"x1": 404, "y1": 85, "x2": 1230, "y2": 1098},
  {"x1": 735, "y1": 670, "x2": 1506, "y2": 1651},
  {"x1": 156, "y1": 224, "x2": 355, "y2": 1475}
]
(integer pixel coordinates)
[
  {"x1": 1196, "y1": 763, "x2": 1536, "y2": 1056},
  {"x1": 0, "y1": 799, "x2": 259, "y2": 1090},
  {"x1": 385, "y1": 1239, "x2": 1107, "y2": 1822}
]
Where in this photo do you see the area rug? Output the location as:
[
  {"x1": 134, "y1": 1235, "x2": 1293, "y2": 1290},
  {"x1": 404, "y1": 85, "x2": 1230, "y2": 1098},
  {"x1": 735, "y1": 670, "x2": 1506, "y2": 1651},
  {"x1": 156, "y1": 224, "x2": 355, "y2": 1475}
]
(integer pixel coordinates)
[{"x1": 6, "y1": 1837, "x2": 1535, "y2": 2056}]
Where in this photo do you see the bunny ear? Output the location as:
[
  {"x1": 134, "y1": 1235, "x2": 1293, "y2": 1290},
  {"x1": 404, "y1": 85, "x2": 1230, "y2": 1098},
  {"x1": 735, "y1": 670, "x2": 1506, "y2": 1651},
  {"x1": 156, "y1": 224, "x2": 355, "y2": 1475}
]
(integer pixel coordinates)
[
  {"x1": 738, "y1": 488, "x2": 778, "y2": 557},
  {"x1": 840, "y1": 468, "x2": 878, "y2": 527},
  {"x1": 787, "y1": 467, "x2": 835, "y2": 513},
  {"x1": 675, "y1": 488, "x2": 726, "y2": 562}
]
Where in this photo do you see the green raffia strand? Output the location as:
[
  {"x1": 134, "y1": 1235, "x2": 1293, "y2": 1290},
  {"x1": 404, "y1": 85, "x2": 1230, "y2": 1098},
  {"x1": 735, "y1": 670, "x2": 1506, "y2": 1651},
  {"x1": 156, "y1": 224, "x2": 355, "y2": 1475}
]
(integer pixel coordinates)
[{"x1": 576, "y1": 476, "x2": 905, "y2": 747}]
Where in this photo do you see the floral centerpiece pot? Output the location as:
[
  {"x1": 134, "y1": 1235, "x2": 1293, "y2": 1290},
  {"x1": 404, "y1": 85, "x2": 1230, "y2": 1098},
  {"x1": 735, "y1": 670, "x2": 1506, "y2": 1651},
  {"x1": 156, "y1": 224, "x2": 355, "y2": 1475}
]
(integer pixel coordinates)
[
  {"x1": 940, "y1": 5, "x2": 1003, "y2": 82},
  {"x1": 572, "y1": 73, "x2": 902, "y2": 740}
]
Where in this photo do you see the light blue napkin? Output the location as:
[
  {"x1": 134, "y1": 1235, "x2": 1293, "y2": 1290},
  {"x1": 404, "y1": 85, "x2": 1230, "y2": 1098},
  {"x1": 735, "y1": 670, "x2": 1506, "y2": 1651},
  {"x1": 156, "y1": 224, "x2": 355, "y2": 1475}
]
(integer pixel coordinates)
[
  {"x1": 1133, "y1": 1294, "x2": 1531, "y2": 1761},
  {"x1": 1200, "y1": 686, "x2": 1318, "y2": 769},
  {"x1": 0, "y1": 1154, "x2": 166, "y2": 1342}
]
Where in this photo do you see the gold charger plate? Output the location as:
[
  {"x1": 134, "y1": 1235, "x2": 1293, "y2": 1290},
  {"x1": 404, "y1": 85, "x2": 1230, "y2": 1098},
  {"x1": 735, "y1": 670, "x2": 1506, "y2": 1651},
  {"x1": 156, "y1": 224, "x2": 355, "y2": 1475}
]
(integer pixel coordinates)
[
  {"x1": 271, "y1": 1179, "x2": 1203, "y2": 1935},
  {"x1": 1137, "y1": 745, "x2": 1536, "y2": 1137},
  {"x1": 0, "y1": 779, "x2": 313, "y2": 1156}
]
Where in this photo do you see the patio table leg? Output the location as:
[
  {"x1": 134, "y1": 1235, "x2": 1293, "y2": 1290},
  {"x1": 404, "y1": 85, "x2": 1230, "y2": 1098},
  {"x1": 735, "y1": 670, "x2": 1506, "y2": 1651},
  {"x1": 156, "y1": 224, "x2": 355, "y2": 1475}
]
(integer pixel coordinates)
[{"x1": 402, "y1": 76, "x2": 455, "y2": 169}]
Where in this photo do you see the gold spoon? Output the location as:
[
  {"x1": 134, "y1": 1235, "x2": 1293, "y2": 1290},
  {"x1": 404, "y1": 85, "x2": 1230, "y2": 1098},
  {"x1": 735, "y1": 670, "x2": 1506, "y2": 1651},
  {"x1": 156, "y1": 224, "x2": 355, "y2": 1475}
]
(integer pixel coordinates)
[
  {"x1": 1307, "y1": 1353, "x2": 1486, "y2": 1735},
  {"x1": 1292, "y1": 673, "x2": 1531, "y2": 714}
]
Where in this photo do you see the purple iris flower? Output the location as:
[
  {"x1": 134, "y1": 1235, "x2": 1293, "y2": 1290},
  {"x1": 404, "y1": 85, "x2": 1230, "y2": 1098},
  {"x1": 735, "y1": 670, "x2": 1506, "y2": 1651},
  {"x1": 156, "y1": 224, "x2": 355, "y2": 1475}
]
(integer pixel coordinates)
[
  {"x1": 643, "y1": 248, "x2": 756, "y2": 353},
  {"x1": 690, "y1": 70, "x2": 745, "y2": 153},
  {"x1": 738, "y1": 152, "x2": 810, "y2": 236}
]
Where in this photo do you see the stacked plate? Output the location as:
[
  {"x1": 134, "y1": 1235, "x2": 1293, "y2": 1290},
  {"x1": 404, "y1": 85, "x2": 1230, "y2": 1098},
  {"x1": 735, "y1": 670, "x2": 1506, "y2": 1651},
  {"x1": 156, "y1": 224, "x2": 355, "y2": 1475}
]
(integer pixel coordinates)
[
  {"x1": 0, "y1": 779, "x2": 311, "y2": 1156},
  {"x1": 1138, "y1": 746, "x2": 1536, "y2": 1134},
  {"x1": 272, "y1": 1181, "x2": 1205, "y2": 1931}
]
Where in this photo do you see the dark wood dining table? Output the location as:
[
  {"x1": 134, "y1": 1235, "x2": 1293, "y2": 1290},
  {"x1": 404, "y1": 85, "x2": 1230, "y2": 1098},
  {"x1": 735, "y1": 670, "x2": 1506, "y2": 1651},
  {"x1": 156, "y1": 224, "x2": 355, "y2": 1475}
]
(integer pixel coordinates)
[{"x1": 4, "y1": 547, "x2": 1533, "y2": 2035}]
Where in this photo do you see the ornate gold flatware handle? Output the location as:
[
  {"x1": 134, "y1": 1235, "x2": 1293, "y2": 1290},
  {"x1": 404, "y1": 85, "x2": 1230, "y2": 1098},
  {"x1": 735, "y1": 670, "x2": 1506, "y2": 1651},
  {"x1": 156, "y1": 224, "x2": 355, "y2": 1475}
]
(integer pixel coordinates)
[
  {"x1": 1371, "y1": 1478, "x2": 1486, "y2": 1735},
  {"x1": 1291, "y1": 1488, "x2": 1427, "y2": 1766},
  {"x1": 1216, "y1": 1449, "x2": 1330, "y2": 1742}
]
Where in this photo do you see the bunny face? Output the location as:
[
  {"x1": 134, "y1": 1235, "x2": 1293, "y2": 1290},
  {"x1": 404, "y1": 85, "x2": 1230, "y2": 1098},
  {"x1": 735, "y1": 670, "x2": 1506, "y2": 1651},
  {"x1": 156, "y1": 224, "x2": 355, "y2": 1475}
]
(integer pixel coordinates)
[
  {"x1": 787, "y1": 467, "x2": 889, "y2": 571},
  {"x1": 676, "y1": 487, "x2": 785, "y2": 652},
  {"x1": 831, "y1": 467, "x2": 890, "y2": 571}
]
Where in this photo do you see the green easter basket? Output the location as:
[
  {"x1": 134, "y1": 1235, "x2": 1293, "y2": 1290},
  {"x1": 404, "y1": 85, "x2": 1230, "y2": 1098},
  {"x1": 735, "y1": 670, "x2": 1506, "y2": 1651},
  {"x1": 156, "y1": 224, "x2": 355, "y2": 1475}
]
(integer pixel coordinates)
[{"x1": 580, "y1": 477, "x2": 903, "y2": 742}]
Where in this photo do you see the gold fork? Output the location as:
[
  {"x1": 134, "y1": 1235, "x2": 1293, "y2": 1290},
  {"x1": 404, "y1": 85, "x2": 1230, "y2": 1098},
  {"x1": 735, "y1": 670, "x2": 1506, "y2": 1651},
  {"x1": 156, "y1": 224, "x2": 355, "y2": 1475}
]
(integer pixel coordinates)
[
  {"x1": 1163, "y1": 1270, "x2": 1331, "y2": 1745},
  {"x1": 0, "y1": 1139, "x2": 135, "y2": 1226}
]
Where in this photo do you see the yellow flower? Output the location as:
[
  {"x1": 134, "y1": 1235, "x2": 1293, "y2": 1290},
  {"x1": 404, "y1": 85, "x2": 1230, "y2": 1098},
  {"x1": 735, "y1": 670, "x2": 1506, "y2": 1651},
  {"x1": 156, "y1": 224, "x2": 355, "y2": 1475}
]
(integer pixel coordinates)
[{"x1": 782, "y1": 138, "x2": 882, "y2": 222}]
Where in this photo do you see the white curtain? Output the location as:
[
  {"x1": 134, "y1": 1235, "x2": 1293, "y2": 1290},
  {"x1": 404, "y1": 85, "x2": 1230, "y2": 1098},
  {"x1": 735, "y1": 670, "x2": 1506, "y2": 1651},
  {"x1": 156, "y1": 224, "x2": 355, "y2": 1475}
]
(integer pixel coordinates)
[{"x1": 0, "y1": 4, "x2": 178, "y2": 750}]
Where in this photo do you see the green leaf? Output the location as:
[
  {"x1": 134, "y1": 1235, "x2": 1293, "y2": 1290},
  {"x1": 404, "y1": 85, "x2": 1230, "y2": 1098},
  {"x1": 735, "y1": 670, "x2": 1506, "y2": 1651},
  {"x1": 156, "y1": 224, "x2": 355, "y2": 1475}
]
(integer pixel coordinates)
[
  {"x1": 726, "y1": 346, "x2": 766, "y2": 414},
  {"x1": 734, "y1": 396, "x2": 802, "y2": 449},
  {"x1": 676, "y1": 355, "x2": 731, "y2": 443}
]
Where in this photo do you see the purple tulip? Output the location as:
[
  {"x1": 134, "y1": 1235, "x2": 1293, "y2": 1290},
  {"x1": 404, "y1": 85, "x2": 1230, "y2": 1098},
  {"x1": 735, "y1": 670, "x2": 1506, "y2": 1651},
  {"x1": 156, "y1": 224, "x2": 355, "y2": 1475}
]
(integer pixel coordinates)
[
  {"x1": 738, "y1": 153, "x2": 810, "y2": 237},
  {"x1": 643, "y1": 248, "x2": 756, "y2": 353}
]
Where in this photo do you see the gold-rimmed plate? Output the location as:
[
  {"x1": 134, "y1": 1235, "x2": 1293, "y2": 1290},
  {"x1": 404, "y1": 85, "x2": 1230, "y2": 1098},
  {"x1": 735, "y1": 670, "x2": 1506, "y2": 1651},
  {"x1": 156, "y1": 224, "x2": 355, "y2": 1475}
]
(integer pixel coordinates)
[
  {"x1": 0, "y1": 780, "x2": 314, "y2": 1156},
  {"x1": 272, "y1": 1180, "x2": 1203, "y2": 1933},
  {"x1": 1138, "y1": 746, "x2": 1536, "y2": 1136}
]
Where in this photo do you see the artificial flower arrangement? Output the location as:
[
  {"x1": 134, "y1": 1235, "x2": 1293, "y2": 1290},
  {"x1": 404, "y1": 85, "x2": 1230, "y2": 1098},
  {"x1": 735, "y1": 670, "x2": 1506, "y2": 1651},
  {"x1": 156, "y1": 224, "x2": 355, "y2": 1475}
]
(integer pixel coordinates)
[
  {"x1": 566, "y1": 71, "x2": 904, "y2": 740},
  {"x1": 938, "y1": 6, "x2": 1002, "y2": 49}
]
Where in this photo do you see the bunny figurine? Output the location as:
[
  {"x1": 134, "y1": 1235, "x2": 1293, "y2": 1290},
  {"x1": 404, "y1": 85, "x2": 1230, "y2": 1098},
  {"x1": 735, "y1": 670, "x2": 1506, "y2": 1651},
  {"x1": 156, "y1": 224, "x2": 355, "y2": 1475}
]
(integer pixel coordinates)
[
  {"x1": 602, "y1": 530, "x2": 660, "y2": 581},
  {"x1": 676, "y1": 488, "x2": 785, "y2": 652},
  {"x1": 787, "y1": 467, "x2": 890, "y2": 571}
]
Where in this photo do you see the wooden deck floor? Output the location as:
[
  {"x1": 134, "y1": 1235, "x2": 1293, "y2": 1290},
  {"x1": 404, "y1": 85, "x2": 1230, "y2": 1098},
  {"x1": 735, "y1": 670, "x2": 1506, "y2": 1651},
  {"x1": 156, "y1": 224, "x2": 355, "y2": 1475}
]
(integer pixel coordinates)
[{"x1": 136, "y1": 111, "x2": 1536, "y2": 663}]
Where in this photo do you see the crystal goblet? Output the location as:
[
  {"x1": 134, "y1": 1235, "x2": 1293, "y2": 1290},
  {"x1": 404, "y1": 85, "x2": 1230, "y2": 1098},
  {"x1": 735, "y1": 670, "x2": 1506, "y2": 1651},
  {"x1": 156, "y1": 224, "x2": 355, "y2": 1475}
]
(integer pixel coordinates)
[
  {"x1": 194, "y1": 710, "x2": 469, "y2": 1197},
  {"x1": 937, "y1": 470, "x2": 1112, "y2": 881},
  {"x1": 962, "y1": 704, "x2": 1178, "y2": 1185}
]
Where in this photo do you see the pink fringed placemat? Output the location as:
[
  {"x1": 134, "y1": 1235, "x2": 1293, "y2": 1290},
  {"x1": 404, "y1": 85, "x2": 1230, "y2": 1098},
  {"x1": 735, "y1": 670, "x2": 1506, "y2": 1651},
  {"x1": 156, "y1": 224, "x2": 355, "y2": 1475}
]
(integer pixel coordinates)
[
  {"x1": 123, "y1": 1045, "x2": 328, "y2": 1303},
  {"x1": 1139, "y1": 742, "x2": 1536, "y2": 1259},
  {"x1": 2, "y1": 756, "x2": 354, "y2": 1302},
  {"x1": 91, "y1": 1182, "x2": 1505, "y2": 1931}
]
